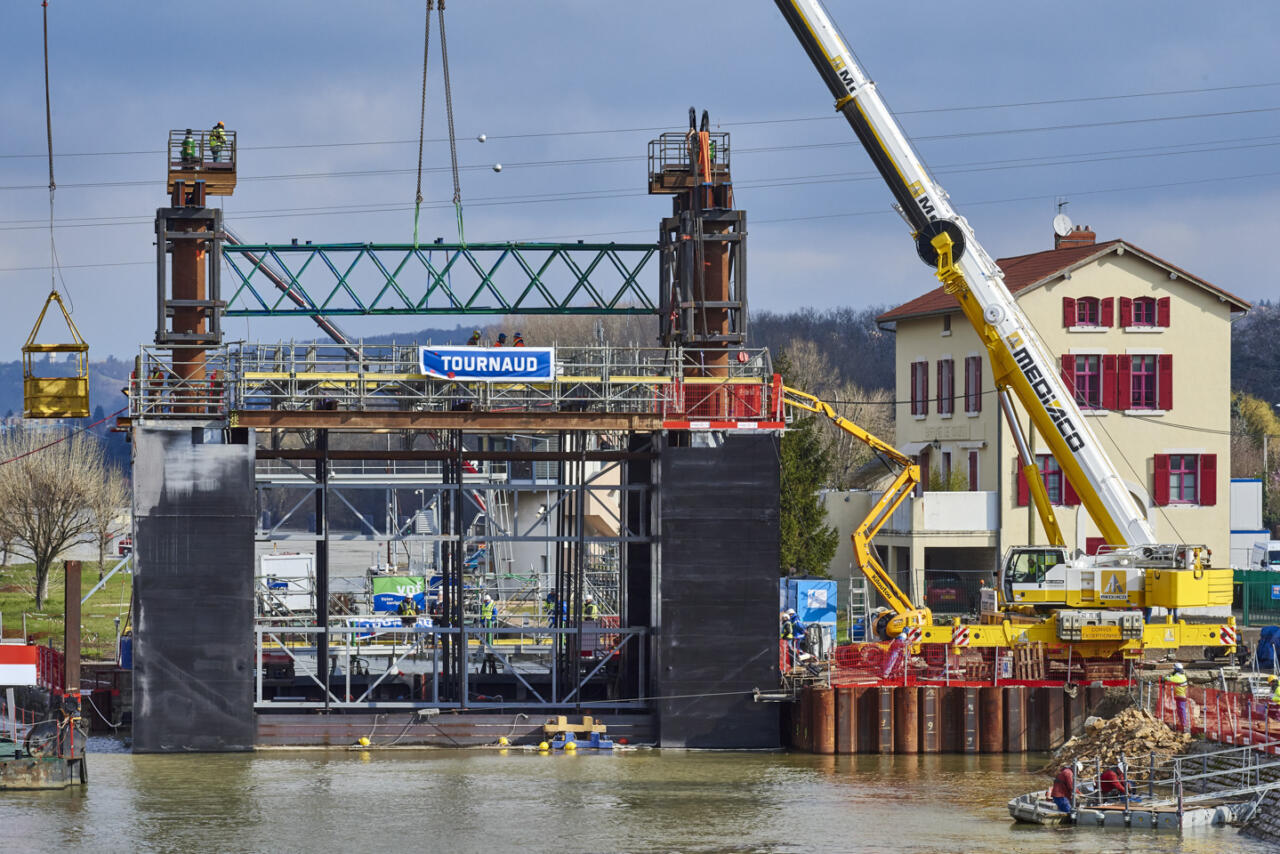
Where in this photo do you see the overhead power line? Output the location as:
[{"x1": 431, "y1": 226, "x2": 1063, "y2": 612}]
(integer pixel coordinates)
[
  {"x1": 4, "y1": 167, "x2": 1279, "y2": 275},
  {"x1": 2, "y1": 79, "x2": 1279, "y2": 161}
]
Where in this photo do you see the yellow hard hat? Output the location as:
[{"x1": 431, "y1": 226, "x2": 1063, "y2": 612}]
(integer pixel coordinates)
[{"x1": 1269, "y1": 676, "x2": 1278, "y2": 684}]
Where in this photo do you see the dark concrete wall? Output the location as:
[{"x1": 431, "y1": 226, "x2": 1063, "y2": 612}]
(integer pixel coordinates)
[
  {"x1": 132, "y1": 426, "x2": 256, "y2": 752},
  {"x1": 656, "y1": 433, "x2": 780, "y2": 748}
]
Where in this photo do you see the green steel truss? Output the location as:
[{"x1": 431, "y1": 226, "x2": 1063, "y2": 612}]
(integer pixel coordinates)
[{"x1": 222, "y1": 242, "x2": 659, "y2": 317}]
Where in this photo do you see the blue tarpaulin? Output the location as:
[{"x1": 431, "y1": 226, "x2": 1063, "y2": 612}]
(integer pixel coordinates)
[{"x1": 780, "y1": 578, "x2": 837, "y2": 627}]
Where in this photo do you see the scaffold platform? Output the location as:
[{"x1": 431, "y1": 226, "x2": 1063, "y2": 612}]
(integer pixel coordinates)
[{"x1": 124, "y1": 343, "x2": 786, "y2": 432}]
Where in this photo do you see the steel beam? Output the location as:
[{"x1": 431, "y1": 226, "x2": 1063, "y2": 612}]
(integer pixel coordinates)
[
  {"x1": 227, "y1": 410, "x2": 664, "y2": 431},
  {"x1": 222, "y1": 242, "x2": 659, "y2": 317}
]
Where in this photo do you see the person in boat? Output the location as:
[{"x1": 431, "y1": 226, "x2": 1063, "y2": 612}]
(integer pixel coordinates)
[
  {"x1": 1049, "y1": 761, "x2": 1079, "y2": 813},
  {"x1": 1099, "y1": 765, "x2": 1128, "y2": 802}
]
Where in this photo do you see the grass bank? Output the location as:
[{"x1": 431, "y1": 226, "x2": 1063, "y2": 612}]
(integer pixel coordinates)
[{"x1": 0, "y1": 560, "x2": 131, "y2": 661}]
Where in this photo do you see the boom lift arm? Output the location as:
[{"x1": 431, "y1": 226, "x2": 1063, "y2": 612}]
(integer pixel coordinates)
[
  {"x1": 773, "y1": 0, "x2": 1156, "y2": 548},
  {"x1": 783, "y1": 386, "x2": 931, "y2": 638}
]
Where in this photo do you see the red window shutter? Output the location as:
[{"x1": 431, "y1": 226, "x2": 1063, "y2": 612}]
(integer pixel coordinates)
[
  {"x1": 968, "y1": 451, "x2": 978, "y2": 491},
  {"x1": 1119, "y1": 297, "x2": 1133, "y2": 327},
  {"x1": 911, "y1": 363, "x2": 920, "y2": 415},
  {"x1": 1153, "y1": 454, "x2": 1171, "y2": 506},
  {"x1": 1063, "y1": 473, "x2": 1079, "y2": 506},
  {"x1": 973, "y1": 357, "x2": 982, "y2": 413},
  {"x1": 1157, "y1": 354, "x2": 1173, "y2": 410},
  {"x1": 1061, "y1": 354, "x2": 1075, "y2": 395},
  {"x1": 1085, "y1": 537, "x2": 1106, "y2": 556},
  {"x1": 1102, "y1": 355, "x2": 1118, "y2": 410},
  {"x1": 1063, "y1": 296, "x2": 1076, "y2": 328},
  {"x1": 1117, "y1": 355, "x2": 1132, "y2": 410},
  {"x1": 1199, "y1": 454, "x2": 1217, "y2": 505},
  {"x1": 1157, "y1": 296, "x2": 1171, "y2": 328},
  {"x1": 921, "y1": 362, "x2": 929, "y2": 415},
  {"x1": 1101, "y1": 297, "x2": 1114, "y2": 327},
  {"x1": 1016, "y1": 464, "x2": 1029, "y2": 507}
]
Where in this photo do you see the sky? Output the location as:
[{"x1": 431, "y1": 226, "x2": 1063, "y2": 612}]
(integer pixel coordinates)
[{"x1": 1, "y1": 0, "x2": 1278, "y2": 358}]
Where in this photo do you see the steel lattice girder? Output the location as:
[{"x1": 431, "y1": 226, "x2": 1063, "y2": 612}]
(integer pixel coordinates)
[{"x1": 222, "y1": 242, "x2": 659, "y2": 316}]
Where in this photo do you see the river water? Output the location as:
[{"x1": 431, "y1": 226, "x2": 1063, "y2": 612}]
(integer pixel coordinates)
[{"x1": 0, "y1": 738, "x2": 1272, "y2": 853}]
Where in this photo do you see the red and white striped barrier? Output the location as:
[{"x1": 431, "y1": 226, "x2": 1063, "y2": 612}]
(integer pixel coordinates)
[
  {"x1": 0, "y1": 644, "x2": 38, "y2": 687},
  {"x1": 1221, "y1": 624, "x2": 1237, "y2": 646},
  {"x1": 951, "y1": 625, "x2": 970, "y2": 648}
]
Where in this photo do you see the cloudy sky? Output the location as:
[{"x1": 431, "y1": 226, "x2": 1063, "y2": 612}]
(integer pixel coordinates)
[{"x1": 2, "y1": 1, "x2": 1277, "y2": 357}]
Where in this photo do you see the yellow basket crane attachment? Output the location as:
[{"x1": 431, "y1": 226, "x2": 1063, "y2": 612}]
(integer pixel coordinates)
[{"x1": 22, "y1": 290, "x2": 89, "y2": 419}]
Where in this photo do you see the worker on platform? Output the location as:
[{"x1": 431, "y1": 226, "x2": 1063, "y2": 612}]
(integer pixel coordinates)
[
  {"x1": 1268, "y1": 675, "x2": 1280, "y2": 711},
  {"x1": 787, "y1": 608, "x2": 806, "y2": 658},
  {"x1": 480, "y1": 594, "x2": 497, "y2": 645},
  {"x1": 210, "y1": 121, "x2": 227, "y2": 162},
  {"x1": 466, "y1": 328, "x2": 482, "y2": 346},
  {"x1": 1049, "y1": 761, "x2": 1078, "y2": 813},
  {"x1": 582, "y1": 595, "x2": 599, "y2": 622},
  {"x1": 882, "y1": 630, "x2": 908, "y2": 680},
  {"x1": 545, "y1": 591, "x2": 560, "y2": 628},
  {"x1": 1166, "y1": 662, "x2": 1190, "y2": 732},
  {"x1": 1099, "y1": 765, "x2": 1129, "y2": 802},
  {"x1": 512, "y1": 332, "x2": 526, "y2": 347},
  {"x1": 495, "y1": 332, "x2": 507, "y2": 347},
  {"x1": 396, "y1": 594, "x2": 418, "y2": 628},
  {"x1": 180, "y1": 129, "x2": 196, "y2": 164}
]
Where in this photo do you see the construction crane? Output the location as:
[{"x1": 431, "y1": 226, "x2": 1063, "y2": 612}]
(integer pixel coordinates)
[
  {"x1": 783, "y1": 386, "x2": 928, "y2": 639},
  {"x1": 773, "y1": 0, "x2": 1234, "y2": 654}
]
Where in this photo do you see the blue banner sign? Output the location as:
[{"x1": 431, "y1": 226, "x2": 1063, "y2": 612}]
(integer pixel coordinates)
[{"x1": 419, "y1": 346, "x2": 555, "y2": 382}]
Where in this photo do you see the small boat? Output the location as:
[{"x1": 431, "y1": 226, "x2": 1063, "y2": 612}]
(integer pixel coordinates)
[{"x1": 1008, "y1": 791, "x2": 1069, "y2": 825}]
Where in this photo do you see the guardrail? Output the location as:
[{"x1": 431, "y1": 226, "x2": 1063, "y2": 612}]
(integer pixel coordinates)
[{"x1": 254, "y1": 621, "x2": 646, "y2": 710}]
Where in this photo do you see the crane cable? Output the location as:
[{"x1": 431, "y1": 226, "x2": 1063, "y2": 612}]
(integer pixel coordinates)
[
  {"x1": 41, "y1": 1, "x2": 56, "y2": 296},
  {"x1": 411, "y1": 1, "x2": 465, "y2": 247},
  {"x1": 437, "y1": 0, "x2": 464, "y2": 245},
  {"x1": 412, "y1": 0, "x2": 432, "y2": 248}
]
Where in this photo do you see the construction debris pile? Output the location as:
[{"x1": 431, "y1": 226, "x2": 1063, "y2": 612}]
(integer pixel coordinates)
[{"x1": 1047, "y1": 708, "x2": 1191, "y2": 770}]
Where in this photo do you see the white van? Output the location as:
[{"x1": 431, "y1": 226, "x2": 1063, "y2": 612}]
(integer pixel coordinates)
[{"x1": 1250, "y1": 540, "x2": 1280, "y2": 570}]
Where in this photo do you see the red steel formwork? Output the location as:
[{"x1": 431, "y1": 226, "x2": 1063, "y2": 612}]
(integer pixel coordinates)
[{"x1": 829, "y1": 641, "x2": 1132, "y2": 689}]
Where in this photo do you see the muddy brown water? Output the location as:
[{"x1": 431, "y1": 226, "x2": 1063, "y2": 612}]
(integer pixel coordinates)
[{"x1": 0, "y1": 738, "x2": 1272, "y2": 853}]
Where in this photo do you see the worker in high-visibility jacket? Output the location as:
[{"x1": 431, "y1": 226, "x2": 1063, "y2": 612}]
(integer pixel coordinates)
[
  {"x1": 582, "y1": 595, "x2": 599, "y2": 621},
  {"x1": 209, "y1": 121, "x2": 227, "y2": 163},
  {"x1": 1165, "y1": 663, "x2": 1190, "y2": 732},
  {"x1": 779, "y1": 611, "x2": 794, "y2": 670},
  {"x1": 480, "y1": 594, "x2": 497, "y2": 646},
  {"x1": 180, "y1": 129, "x2": 196, "y2": 164},
  {"x1": 1268, "y1": 675, "x2": 1280, "y2": 706}
]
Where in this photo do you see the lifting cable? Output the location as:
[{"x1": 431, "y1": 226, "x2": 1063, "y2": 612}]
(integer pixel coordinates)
[
  {"x1": 437, "y1": 0, "x2": 465, "y2": 244},
  {"x1": 412, "y1": 0, "x2": 432, "y2": 248},
  {"x1": 412, "y1": 0, "x2": 465, "y2": 247},
  {"x1": 41, "y1": 1, "x2": 59, "y2": 300}
]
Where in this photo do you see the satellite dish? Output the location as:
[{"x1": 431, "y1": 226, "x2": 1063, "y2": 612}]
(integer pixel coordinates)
[{"x1": 1053, "y1": 213, "x2": 1073, "y2": 237}]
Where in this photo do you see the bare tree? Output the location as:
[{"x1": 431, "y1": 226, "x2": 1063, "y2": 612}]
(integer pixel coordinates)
[
  {"x1": 0, "y1": 428, "x2": 106, "y2": 609},
  {"x1": 87, "y1": 463, "x2": 130, "y2": 578},
  {"x1": 782, "y1": 339, "x2": 896, "y2": 488}
]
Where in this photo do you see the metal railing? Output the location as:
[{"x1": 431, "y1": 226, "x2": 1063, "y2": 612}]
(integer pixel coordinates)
[
  {"x1": 129, "y1": 343, "x2": 779, "y2": 421},
  {"x1": 168, "y1": 128, "x2": 236, "y2": 169},
  {"x1": 254, "y1": 621, "x2": 647, "y2": 710}
]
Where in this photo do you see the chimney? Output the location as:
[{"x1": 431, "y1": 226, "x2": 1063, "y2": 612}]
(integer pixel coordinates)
[{"x1": 1056, "y1": 224, "x2": 1096, "y2": 250}]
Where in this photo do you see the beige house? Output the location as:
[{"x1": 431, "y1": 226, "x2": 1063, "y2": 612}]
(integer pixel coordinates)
[{"x1": 866, "y1": 226, "x2": 1249, "y2": 601}]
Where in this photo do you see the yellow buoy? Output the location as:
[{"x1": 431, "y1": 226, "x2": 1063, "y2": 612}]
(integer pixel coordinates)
[
  {"x1": 538, "y1": 741, "x2": 549, "y2": 751},
  {"x1": 498, "y1": 736, "x2": 509, "y2": 746},
  {"x1": 357, "y1": 736, "x2": 371, "y2": 747},
  {"x1": 565, "y1": 741, "x2": 577, "y2": 751}
]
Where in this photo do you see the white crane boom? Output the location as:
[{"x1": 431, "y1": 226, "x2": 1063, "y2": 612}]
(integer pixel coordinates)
[{"x1": 774, "y1": 0, "x2": 1157, "y2": 547}]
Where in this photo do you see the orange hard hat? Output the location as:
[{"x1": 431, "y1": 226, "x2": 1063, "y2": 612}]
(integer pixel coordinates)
[{"x1": 216, "y1": 121, "x2": 225, "y2": 127}]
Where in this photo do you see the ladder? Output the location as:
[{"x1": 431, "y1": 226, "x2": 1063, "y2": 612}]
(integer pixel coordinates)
[{"x1": 848, "y1": 575, "x2": 872, "y2": 642}]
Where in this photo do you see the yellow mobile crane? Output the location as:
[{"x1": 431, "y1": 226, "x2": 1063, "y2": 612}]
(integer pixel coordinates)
[{"x1": 774, "y1": 0, "x2": 1236, "y2": 658}]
